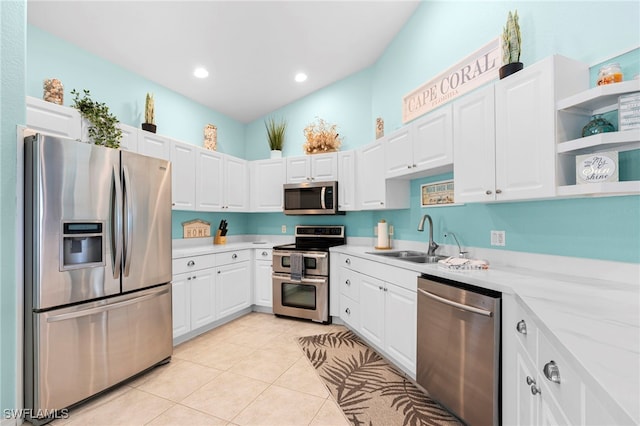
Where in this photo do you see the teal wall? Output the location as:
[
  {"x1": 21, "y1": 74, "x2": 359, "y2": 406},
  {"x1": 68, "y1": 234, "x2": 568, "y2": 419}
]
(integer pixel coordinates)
[{"x1": 1, "y1": 0, "x2": 26, "y2": 415}]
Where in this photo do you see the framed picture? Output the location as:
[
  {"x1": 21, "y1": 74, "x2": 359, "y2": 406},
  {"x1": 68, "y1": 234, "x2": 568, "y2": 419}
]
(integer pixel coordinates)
[{"x1": 421, "y1": 180, "x2": 454, "y2": 206}]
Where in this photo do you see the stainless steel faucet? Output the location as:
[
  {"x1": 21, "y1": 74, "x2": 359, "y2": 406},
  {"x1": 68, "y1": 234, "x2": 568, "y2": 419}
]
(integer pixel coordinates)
[
  {"x1": 417, "y1": 214, "x2": 439, "y2": 256},
  {"x1": 444, "y1": 232, "x2": 468, "y2": 258}
]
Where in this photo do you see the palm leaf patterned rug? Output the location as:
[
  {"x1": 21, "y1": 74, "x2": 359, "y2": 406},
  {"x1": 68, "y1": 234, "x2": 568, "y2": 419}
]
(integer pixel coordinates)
[{"x1": 298, "y1": 330, "x2": 462, "y2": 426}]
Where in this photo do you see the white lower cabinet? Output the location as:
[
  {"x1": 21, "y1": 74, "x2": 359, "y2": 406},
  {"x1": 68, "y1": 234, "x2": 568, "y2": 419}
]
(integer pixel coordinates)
[
  {"x1": 253, "y1": 249, "x2": 273, "y2": 308},
  {"x1": 189, "y1": 268, "x2": 216, "y2": 329},
  {"x1": 337, "y1": 254, "x2": 417, "y2": 376},
  {"x1": 171, "y1": 273, "x2": 191, "y2": 338}
]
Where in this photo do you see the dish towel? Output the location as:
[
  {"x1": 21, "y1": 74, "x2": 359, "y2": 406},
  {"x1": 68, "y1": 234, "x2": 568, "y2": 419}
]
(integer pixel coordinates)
[
  {"x1": 438, "y1": 256, "x2": 489, "y2": 270},
  {"x1": 290, "y1": 253, "x2": 304, "y2": 281}
]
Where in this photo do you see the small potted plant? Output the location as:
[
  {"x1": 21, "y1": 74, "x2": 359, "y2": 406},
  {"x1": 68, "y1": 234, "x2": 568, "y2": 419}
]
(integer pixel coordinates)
[
  {"x1": 265, "y1": 117, "x2": 287, "y2": 158},
  {"x1": 499, "y1": 10, "x2": 523, "y2": 79},
  {"x1": 142, "y1": 92, "x2": 156, "y2": 133},
  {"x1": 71, "y1": 89, "x2": 122, "y2": 148}
]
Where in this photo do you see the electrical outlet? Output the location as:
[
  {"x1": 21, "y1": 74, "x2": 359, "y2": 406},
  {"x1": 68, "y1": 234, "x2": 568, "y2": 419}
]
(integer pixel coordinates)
[
  {"x1": 491, "y1": 230, "x2": 506, "y2": 246},
  {"x1": 281, "y1": 225, "x2": 287, "y2": 234}
]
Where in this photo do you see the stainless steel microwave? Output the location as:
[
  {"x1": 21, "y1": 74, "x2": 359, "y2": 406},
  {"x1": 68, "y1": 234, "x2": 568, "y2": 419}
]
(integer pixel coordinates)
[{"x1": 283, "y1": 181, "x2": 342, "y2": 215}]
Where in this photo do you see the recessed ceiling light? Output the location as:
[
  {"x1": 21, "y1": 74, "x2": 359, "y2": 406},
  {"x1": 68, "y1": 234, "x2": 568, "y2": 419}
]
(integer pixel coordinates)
[
  {"x1": 194, "y1": 67, "x2": 209, "y2": 79},
  {"x1": 295, "y1": 72, "x2": 308, "y2": 83}
]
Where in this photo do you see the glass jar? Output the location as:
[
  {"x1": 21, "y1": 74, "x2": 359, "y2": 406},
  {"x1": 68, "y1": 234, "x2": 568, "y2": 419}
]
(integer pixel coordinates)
[
  {"x1": 582, "y1": 114, "x2": 615, "y2": 137},
  {"x1": 597, "y1": 63, "x2": 623, "y2": 86}
]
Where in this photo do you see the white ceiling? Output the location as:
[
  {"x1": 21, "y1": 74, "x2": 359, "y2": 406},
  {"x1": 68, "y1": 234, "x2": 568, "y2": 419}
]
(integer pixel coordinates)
[{"x1": 27, "y1": 1, "x2": 420, "y2": 123}]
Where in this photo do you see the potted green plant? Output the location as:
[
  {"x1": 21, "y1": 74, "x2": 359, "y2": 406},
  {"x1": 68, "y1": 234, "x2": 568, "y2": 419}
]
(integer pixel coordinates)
[
  {"x1": 142, "y1": 92, "x2": 156, "y2": 133},
  {"x1": 71, "y1": 89, "x2": 122, "y2": 149},
  {"x1": 265, "y1": 117, "x2": 287, "y2": 158},
  {"x1": 499, "y1": 10, "x2": 523, "y2": 79}
]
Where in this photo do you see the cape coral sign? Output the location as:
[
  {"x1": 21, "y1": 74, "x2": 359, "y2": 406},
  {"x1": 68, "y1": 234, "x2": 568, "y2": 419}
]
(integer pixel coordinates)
[{"x1": 402, "y1": 37, "x2": 501, "y2": 123}]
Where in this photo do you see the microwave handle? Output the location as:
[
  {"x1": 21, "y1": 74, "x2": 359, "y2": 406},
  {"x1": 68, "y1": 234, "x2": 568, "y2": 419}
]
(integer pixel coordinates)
[{"x1": 320, "y1": 186, "x2": 326, "y2": 209}]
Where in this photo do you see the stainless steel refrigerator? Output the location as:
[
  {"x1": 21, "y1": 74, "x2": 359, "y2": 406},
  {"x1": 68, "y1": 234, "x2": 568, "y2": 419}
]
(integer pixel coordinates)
[{"x1": 24, "y1": 134, "x2": 173, "y2": 422}]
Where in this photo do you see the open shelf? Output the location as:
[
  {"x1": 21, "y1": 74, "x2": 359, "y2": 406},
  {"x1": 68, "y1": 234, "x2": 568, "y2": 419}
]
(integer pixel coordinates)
[
  {"x1": 557, "y1": 130, "x2": 640, "y2": 154},
  {"x1": 557, "y1": 181, "x2": 640, "y2": 197},
  {"x1": 557, "y1": 80, "x2": 640, "y2": 114}
]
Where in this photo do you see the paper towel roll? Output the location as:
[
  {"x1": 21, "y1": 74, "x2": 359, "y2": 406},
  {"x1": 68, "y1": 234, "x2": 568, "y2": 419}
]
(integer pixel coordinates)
[{"x1": 377, "y1": 220, "x2": 389, "y2": 248}]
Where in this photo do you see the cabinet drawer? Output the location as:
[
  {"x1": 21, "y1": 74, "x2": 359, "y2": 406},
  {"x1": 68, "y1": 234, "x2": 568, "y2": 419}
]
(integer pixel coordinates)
[
  {"x1": 215, "y1": 249, "x2": 251, "y2": 266},
  {"x1": 339, "y1": 267, "x2": 360, "y2": 301},
  {"x1": 173, "y1": 254, "x2": 216, "y2": 275},
  {"x1": 340, "y1": 294, "x2": 360, "y2": 330},
  {"x1": 513, "y1": 301, "x2": 537, "y2": 363},
  {"x1": 255, "y1": 248, "x2": 273, "y2": 261},
  {"x1": 538, "y1": 331, "x2": 582, "y2": 425}
]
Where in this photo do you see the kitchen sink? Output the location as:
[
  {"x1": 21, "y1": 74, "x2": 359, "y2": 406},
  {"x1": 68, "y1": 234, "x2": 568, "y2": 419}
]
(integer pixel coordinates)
[{"x1": 367, "y1": 251, "x2": 447, "y2": 264}]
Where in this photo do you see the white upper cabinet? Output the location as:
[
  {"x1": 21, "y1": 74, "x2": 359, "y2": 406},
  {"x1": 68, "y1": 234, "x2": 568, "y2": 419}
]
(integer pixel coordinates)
[
  {"x1": 286, "y1": 152, "x2": 338, "y2": 183},
  {"x1": 117, "y1": 123, "x2": 139, "y2": 152},
  {"x1": 358, "y1": 140, "x2": 409, "y2": 210},
  {"x1": 250, "y1": 159, "x2": 285, "y2": 212},
  {"x1": 138, "y1": 130, "x2": 172, "y2": 160},
  {"x1": 337, "y1": 150, "x2": 358, "y2": 211},
  {"x1": 223, "y1": 156, "x2": 248, "y2": 211},
  {"x1": 196, "y1": 149, "x2": 224, "y2": 211},
  {"x1": 26, "y1": 96, "x2": 81, "y2": 140},
  {"x1": 170, "y1": 140, "x2": 197, "y2": 210},
  {"x1": 385, "y1": 105, "x2": 454, "y2": 179}
]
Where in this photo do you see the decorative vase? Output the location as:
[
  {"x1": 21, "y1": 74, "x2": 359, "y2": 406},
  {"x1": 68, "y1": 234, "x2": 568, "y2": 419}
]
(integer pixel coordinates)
[
  {"x1": 141, "y1": 123, "x2": 157, "y2": 133},
  {"x1": 270, "y1": 150, "x2": 282, "y2": 159},
  {"x1": 499, "y1": 62, "x2": 524, "y2": 79},
  {"x1": 581, "y1": 114, "x2": 615, "y2": 137}
]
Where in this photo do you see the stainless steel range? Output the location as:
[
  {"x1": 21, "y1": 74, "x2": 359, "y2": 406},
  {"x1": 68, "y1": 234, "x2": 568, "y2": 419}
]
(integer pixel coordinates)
[{"x1": 272, "y1": 225, "x2": 345, "y2": 324}]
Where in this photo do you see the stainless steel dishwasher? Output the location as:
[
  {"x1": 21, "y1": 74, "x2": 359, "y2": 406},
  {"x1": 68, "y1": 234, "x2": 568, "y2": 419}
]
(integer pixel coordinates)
[{"x1": 417, "y1": 274, "x2": 501, "y2": 426}]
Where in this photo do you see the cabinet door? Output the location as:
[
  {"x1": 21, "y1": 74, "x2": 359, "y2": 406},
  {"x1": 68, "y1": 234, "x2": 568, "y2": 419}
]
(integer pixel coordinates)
[
  {"x1": 338, "y1": 151, "x2": 358, "y2": 211},
  {"x1": 138, "y1": 131, "x2": 172, "y2": 160},
  {"x1": 384, "y1": 127, "x2": 413, "y2": 178},
  {"x1": 250, "y1": 159, "x2": 285, "y2": 212},
  {"x1": 26, "y1": 96, "x2": 81, "y2": 140},
  {"x1": 216, "y1": 261, "x2": 251, "y2": 318},
  {"x1": 254, "y1": 259, "x2": 273, "y2": 307},
  {"x1": 453, "y1": 85, "x2": 496, "y2": 203},
  {"x1": 196, "y1": 149, "x2": 224, "y2": 211},
  {"x1": 117, "y1": 123, "x2": 139, "y2": 152},
  {"x1": 359, "y1": 275, "x2": 385, "y2": 348},
  {"x1": 384, "y1": 283, "x2": 416, "y2": 374},
  {"x1": 224, "y1": 156, "x2": 248, "y2": 210},
  {"x1": 311, "y1": 152, "x2": 338, "y2": 181},
  {"x1": 515, "y1": 343, "x2": 539, "y2": 426},
  {"x1": 171, "y1": 141, "x2": 197, "y2": 210},
  {"x1": 539, "y1": 382, "x2": 571, "y2": 426},
  {"x1": 495, "y1": 59, "x2": 556, "y2": 200},
  {"x1": 358, "y1": 141, "x2": 386, "y2": 209},
  {"x1": 412, "y1": 105, "x2": 453, "y2": 173},
  {"x1": 189, "y1": 268, "x2": 216, "y2": 330},
  {"x1": 286, "y1": 157, "x2": 311, "y2": 183},
  {"x1": 172, "y1": 273, "x2": 191, "y2": 339}
]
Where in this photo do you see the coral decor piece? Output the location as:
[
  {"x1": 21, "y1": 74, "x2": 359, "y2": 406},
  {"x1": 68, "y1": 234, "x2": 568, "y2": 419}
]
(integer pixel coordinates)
[
  {"x1": 303, "y1": 117, "x2": 342, "y2": 154},
  {"x1": 43, "y1": 79, "x2": 64, "y2": 105},
  {"x1": 204, "y1": 124, "x2": 217, "y2": 151}
]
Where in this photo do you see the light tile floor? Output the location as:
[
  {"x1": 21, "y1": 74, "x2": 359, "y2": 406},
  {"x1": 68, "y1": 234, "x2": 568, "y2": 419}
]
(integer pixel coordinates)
[{"x1": 46, "y1": 313, "x2": 350, "y2": 426}]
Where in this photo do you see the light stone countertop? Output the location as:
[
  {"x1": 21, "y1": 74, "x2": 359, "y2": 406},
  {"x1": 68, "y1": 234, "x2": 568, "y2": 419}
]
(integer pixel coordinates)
[{"x1": 330, "y1": 245, "x2": 640, "y2": 424}]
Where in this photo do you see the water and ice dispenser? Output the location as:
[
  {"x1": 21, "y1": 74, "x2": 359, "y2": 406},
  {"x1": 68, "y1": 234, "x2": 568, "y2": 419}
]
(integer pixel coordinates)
[{"x1": 61, "y1": 222, "x2": 104, "y2": 270}]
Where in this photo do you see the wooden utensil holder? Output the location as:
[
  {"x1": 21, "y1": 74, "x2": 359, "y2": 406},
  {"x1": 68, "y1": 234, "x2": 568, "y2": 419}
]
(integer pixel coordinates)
[{"x1": 214, "y1": 230, "x2": 226, "y2": 245}]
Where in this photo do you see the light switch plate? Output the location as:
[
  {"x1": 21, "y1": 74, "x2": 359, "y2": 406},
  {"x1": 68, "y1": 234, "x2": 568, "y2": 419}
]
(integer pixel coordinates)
[
  {"x1": 491, "y1": 230, "x2": 505, "y2": 246},
  {"x1": 281, "y1": 225, "x2": 287, "y2": 233}
]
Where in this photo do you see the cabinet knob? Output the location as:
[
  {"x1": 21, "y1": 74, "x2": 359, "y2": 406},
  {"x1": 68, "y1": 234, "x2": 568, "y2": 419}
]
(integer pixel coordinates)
[
  {"x1": 345, "y1": 308, "x2": 351, "y2": 315},
  {"x1": 192, "y1": 276, "x2": 196, "y2": 280},
  {"x1": 262, "y1": 251, "x2": 268, "y2": 256},
  {"x1": 485, "y1": 190, "x2": 493, "y2": 195},
  {"x1": 232, "y1": 253, "x2": 238, "y2": 259},
  {"x1": 526, "y1": 376, "x2": 536, "y2": 386},
  {"x1": 187, "y1": 260, "x2": 195, "y2": 267},
  {"x1": 187, "y1": 277, "x2": 191, "y2": 281},
  {"x1": 345, "y1": 279, "x2": 351, "y2": 286},
  {"x1": 378, "y1": 286, "x2": 383, "y2": 290},
  {"x1": 543, "y1": 361, "x2": 561, "y2": 383},
  {"x1": 380, "y1": 201, "x2": 384, "y2": 205},
  {"x1": 516, "y1": 320, "x2": 527, "y2": 335},
  {"x1": 383, "y1": 287, "x2": 388, "y2": 292},
  {"x1": 407, "y1": 165, "x2": 412, "y2": 169},
  {"x1": 496, "y1": 189, "x2": 503, "y2": 194},
  {"x1": 217, "y1": 270, "x2": 221, "y2": 274},
  {"x1": 530, "y1": 384, "x2": 542, "y2": 396},
  {"x1": 345, "y1": 258, "x2": 351, "y2": 265},
  {"x1": 412, "y1": 164, "x2": 416, "y2": 168}
]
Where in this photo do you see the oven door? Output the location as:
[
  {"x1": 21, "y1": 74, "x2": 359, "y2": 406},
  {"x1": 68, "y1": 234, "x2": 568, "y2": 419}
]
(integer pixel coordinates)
[
  {"x1": 272, "y1": 250, "x2": 329, "y2": 276},
  {"x1": 272, "y1": 273, "x2": 329, "y2": 323}
]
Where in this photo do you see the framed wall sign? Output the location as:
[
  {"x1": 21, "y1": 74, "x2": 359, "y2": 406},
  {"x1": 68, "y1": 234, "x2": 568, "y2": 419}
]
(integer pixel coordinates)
[
  {"x1": 421, "y1": 180, "x2": 455, "y2": 206},
  {"x1": 182, "y1": 219, "x2": 211, "y2": 238},
  {"x1": 576, "y1": 151, "x2": 619, "y2": 184}
]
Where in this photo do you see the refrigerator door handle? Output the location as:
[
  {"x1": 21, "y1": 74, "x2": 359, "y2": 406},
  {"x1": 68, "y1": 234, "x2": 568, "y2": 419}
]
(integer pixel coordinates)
[
  {"x1": 122, "y1": 165, "x2": 133, "y2": 277},
  {"x1": 111, "y1": 165, "x2": 123, "y2": 279},
  {"x1": 46, "y1": 288, "x2": 170, "y2": 323}
]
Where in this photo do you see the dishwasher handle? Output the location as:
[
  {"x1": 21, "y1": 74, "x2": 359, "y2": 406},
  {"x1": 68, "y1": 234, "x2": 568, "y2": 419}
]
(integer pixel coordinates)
[{"x1": 418, "y1": 287, "x2": 493, "y2": 317}]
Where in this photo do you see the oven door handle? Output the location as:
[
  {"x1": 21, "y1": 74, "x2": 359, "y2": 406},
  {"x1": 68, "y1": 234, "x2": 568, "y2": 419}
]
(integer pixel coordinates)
[
  {"x1": 273, "y1": 251, "x2": 328, "y2": 259},
  {"x1": 417, "y1": 288, "x2": 493, "y2": 317},
  {"x1": 272, "y1": 274, "x2": 327, "y2": 284},
  {"x1": 300, "y1": 277, "x2": 327, "y2": 284}
]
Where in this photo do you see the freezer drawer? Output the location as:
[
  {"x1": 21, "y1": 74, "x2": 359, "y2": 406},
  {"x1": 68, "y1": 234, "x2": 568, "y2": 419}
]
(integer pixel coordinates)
[{"x1": 26, "y1": 284, "x2": 172, "y2": 414}]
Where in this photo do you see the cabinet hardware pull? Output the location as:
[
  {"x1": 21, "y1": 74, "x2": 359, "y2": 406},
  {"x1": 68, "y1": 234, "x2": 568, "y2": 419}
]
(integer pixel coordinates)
[
  {"x1": 496, "y1": 189, "x2": 503, "y2": 194},
  {"x1": 383, "y1": 287, "x2": 388, "y2": 292},
  {"x1": 407, "y1": 165, "x2": 411, "y2": 169},
  {"x1": 345, "y1": 308, "x2": 351, "y2": 315},
  {"x1": 412, "y1": 164, "x2": 416, "y2": 168},
  {"x1": 543, "y1": 361, "x2": 561, "y2": 383},
  {"x1": 378, "y1": 286, "x2": 383, "y2": 290},
  {"x1": 516, "y1": 320, "x2": 527, "y2": 334},
  {"x1": 530, "y1": 384, "x2": 541, "y2": 395},
  {"x1": 345, "y1": 279, "x2": 351, "y2": 286},
  {"x1": 187, "y1": 277, "x2": 191, "y2": 280},
  {"x1": 345, "y1": 258, "x2": 351, "y2": 265},
  {"x1": 187, "y1": 260, "x2": 195, "y2": 267},
  {"x1": 217, "y1": 270, "x2": 221, "y2": 274},
  {"x1": 262, "y1": 251, "x2": 268, "y2": 256},
  {"x1": 232, "y1": 253, "x2": 238, "y2": 259},
  {"x1": 526, "y1": 376, "x2": 536, "y2": 386},
  {"x1": 380, "y1": 201, "x2": 384, "y2": 205},
  {"x1": 193, "y1": 276, "x2": 196, "y2": 280},
  {"x1": 486, "y1": 190, "x2": 493, "y2": 195}
]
